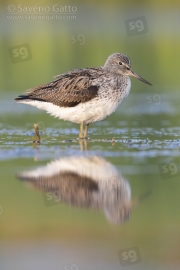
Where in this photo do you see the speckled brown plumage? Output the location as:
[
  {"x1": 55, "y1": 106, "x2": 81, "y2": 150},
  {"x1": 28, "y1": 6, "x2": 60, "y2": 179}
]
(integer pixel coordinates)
[
  {"x1": 16, "y1": 68, "x2": 103, "y2": 107},
  {"x1": 15, "y1": 52, "x2": 152, "y2": 138}
]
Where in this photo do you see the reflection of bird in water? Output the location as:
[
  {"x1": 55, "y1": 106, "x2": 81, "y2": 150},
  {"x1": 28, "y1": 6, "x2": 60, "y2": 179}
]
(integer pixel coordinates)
[{"x1": 17, "y1": 156, "x2": 148, "y2": 224}]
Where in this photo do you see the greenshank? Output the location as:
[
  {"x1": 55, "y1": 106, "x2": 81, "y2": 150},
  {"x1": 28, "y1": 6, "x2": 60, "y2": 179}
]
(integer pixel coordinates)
[{"x1": 15, "y1": 53, "x2": 152, "y2": 138}]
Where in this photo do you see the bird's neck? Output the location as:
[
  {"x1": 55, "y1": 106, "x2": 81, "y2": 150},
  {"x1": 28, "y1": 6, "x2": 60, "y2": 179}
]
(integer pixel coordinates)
[{"x1": 103, "y1": 66, "x2": 120, "y2": 77}]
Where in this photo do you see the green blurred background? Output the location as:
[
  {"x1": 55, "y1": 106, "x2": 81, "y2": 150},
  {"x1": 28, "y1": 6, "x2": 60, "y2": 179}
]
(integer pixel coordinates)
[
  {"x1": 1, "y1": 0, "x2": 180, "y2": 95},
  {"x1": 1, "y1": 1, "x2": 180, "y2": 269}
]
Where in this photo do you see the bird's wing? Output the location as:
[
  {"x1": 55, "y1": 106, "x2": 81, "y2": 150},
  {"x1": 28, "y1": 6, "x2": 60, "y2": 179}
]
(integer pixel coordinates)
[
  {"x1": 16, "y1": 68, "x2": 103, "y2": 107},
  {"x1": 17, "y1": 171, "x2": 99, "y2": 208}
]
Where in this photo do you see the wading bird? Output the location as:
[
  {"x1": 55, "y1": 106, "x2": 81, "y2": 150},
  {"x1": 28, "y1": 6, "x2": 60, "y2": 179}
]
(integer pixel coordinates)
[{"x1": 15, "y1": 53, "x2": 152, "y2": 138}]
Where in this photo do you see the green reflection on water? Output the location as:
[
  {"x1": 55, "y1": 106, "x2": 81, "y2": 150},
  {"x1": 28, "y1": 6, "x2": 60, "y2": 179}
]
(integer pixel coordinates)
[{"x1": 1, "y1": 2, "x2": 180, "y2": 268}]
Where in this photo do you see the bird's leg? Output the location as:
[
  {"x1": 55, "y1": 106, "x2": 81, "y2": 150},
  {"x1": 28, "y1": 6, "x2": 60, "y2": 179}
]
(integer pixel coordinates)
[
  {"x1": 79, "y1": 121, "x2": 84, "y2": 139},
  {"x1": 84, "y1": 124, "x2": 89, "y2": 139},
  {"x1": 83, "y1": 139, "x2": 88, "y2": 150},
  {"x1": 32, "y1": 123, "x2": 40, "y2": 144},
  {"x1": 79, "y1": 139, "x2": 84, "y2": 151}
]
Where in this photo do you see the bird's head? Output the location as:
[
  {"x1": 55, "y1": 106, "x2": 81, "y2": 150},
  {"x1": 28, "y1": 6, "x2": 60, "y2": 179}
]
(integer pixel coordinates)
[{"x1": 104, "y1": 53, "x2": 152, "y2": 86}]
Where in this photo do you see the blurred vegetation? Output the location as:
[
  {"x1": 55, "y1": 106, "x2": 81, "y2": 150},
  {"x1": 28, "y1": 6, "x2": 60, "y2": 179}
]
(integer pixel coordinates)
[{"x1": 1, "y1": 0, "x2": 180, "y2": 96}]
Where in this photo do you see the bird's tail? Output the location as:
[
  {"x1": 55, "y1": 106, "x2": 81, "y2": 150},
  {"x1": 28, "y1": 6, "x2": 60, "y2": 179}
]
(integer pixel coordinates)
[
  {"x1": 15, "y1": 95, "x2": 30, "y2": 102},
  {"x1": 15, "y1": 95, "x2": 44, "y2": 103}
]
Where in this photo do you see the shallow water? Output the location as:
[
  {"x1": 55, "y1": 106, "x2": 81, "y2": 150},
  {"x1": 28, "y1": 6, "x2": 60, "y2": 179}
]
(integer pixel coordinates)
[
  {"x1": 1, "y1": 0, "x2": 180, "y2": 267},
  {"x1": 1, "y1": 90, "x2": 180, "y2": 269}
]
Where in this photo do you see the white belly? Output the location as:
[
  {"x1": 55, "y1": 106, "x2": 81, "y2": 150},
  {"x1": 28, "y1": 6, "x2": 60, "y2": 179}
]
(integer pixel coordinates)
[
  {"x1": 20, "y1": 98, "x2": 119, "y2": 124},
  {"x1": 19, "y1": 77, "x2": 131, "y2": 124}
]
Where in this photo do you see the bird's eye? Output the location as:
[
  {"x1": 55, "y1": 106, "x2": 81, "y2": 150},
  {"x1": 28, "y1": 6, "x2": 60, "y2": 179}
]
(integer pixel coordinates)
[{"x1": 119, "y1": 62, "x2": 123, "y2": 65}]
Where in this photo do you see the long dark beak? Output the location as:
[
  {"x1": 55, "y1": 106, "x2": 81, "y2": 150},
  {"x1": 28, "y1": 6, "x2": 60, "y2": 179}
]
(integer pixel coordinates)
[{"x1": 130, "y1": 69, "x2": 152, "y2": 86}]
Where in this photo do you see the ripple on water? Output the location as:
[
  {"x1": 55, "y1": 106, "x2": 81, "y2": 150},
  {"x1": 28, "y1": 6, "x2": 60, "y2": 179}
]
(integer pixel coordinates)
[{"x1": 0, "y1": 91, "x2": 180, "y2": 162}]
